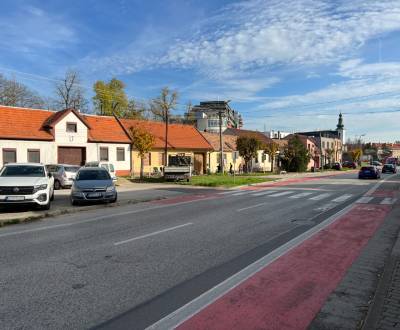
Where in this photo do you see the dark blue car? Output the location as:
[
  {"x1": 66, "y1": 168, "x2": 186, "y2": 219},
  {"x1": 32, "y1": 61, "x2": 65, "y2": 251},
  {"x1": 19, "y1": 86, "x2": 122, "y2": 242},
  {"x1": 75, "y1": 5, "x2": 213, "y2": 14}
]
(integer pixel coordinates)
[{"x1": 358, "y1": 166, "x2": 381, "y2": 179}]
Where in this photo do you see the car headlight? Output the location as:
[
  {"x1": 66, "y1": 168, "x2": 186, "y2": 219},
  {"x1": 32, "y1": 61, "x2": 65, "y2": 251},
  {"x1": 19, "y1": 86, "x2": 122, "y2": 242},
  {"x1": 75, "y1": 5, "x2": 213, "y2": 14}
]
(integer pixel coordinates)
[
  {"x1": 106, "y1": 186, "x2": 115, "y2": 192},
  {"x1": 33, "y1": 184, "x2": 48, "y2": 193}
]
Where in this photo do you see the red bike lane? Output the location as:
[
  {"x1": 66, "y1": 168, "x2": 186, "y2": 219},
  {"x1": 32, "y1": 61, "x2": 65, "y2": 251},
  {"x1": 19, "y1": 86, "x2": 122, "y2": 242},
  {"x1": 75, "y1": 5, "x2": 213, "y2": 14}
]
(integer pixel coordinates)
[{"x1": 176, "y1": 202, "x2": 392, "y2": 330}]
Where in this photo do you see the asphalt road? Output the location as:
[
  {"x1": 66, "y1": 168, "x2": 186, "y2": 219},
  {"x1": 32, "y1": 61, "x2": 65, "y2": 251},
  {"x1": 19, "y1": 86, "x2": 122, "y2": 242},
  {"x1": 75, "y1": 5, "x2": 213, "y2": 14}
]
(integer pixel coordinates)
[{"x1": 0, "y1": 172, "x2": 396, "y2": 329}]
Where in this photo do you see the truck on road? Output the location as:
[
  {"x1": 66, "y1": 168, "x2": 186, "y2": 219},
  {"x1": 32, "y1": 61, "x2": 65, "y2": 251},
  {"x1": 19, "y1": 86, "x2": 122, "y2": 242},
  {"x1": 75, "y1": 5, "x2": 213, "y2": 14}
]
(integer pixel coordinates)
[{"x1": 164, "y1": 155, "x2": 192, "y2": 182}]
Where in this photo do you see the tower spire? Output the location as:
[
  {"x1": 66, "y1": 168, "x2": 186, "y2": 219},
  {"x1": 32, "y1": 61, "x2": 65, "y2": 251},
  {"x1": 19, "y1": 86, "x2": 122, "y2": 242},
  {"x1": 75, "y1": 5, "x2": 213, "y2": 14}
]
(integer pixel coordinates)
[{"x1": 336, "y1": 112, "x2": 344, "y2": 130}]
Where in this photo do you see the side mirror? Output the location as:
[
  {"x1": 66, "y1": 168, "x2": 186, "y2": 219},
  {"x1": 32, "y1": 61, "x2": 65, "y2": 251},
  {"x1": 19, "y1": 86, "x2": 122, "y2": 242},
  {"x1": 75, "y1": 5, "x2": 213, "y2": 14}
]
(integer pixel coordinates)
[{"x1": 48, "y1": 172, "x2": 52, "y2": 178}]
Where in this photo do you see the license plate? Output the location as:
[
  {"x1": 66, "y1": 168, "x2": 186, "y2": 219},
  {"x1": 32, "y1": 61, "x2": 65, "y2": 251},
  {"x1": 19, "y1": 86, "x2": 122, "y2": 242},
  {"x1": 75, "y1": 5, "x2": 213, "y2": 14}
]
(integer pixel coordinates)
[
  {"x1": 87, "y1": 192, "x2": 102, "y2": 198},
  {"x1": 6, "y1": 196, "x2": 25, "y2": 201}
]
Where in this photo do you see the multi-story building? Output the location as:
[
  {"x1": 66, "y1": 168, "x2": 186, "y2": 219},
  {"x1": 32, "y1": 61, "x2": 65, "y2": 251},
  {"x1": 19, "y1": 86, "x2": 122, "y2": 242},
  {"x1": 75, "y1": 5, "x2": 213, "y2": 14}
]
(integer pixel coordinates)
[
  {"x1": 263, "y1": 130, "x2": 292, "y2": 139},
  {"x1": 297, "y1": 113, "x2": 346, "y2": 166},
  {"x1": 192, "y1": 101, "x2": 243, "y2": 133}
]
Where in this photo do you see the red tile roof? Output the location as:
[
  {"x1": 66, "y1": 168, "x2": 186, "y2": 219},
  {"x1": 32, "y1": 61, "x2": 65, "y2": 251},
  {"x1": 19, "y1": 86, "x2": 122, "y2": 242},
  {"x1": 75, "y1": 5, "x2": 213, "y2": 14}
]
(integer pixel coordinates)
[
  {"x1": 0, "y1": 105, "x2": 130, "y2": 143},
  {"x1": 120, "y1": 119, "x2": 212, "y2": 150},
  {"x1": 224, "y1": 128, "x2": 272, "y2": 146},
  {"x1": 83, "y1": 115, "x2": 131, "y2": 143},
  {"x1": 0, "y1": 105, "x2": 54, "y2": 141},
  {"x1": 200, "y1": 132, "x2": 237, "y2": 152}
]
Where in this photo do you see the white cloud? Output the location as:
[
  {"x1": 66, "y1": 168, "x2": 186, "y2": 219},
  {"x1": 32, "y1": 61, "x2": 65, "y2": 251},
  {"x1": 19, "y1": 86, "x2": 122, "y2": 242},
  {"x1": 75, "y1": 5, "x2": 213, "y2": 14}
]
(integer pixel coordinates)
[
  {"x1": 339, "y1": 59, "x2": 400, "y2": 79},
  {"x1": 161, "y1": 0, "x2": 400, "y2": 77}
]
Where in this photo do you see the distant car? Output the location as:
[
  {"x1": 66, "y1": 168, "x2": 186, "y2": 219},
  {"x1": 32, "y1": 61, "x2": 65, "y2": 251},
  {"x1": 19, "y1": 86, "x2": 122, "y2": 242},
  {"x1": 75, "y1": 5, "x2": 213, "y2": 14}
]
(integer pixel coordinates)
[
  {"x1": 382, "y1": 164, "x2": 397, "y2": 174},
  {"x1": 371, "y1": 161, "x2": 383, "y2": 169},
  {"x1": 46, "y1": 164, "x2": 80, "y2": 190},
  {"x1": 358, "y1": 166, "x2": 381, "y2": 179},
  {"x1": 342, "y1": 161, "x2": 357, "y2": 169},
  {"x1": 70, "y1": 167, "x2": 117, "y2": 205},
  {"x1": 0, "y1": 163, "x2": 54, "y2": 210},
  {"x1": 84, "y1": 161, "x2": 117, "y2": 181}
]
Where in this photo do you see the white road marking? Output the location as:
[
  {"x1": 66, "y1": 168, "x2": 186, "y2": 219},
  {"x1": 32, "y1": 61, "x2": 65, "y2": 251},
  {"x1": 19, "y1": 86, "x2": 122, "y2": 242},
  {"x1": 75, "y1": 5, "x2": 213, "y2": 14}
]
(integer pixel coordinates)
[
  {"x1": 289, "y1": 192, "x2": 313, "y2": 199},
  {"x1": 314, "y1": 202, "x2": 337, "y2": 212},
  {"x1": 251, "y1": 190, "x2": 277, "y2": 197},
  {"x1": 309, "y1": 193, "x2": 332, "y2": 201},
  {"x1": 380, "y1": 198, "x2": 397, "y2": 205},
  {"x1": 231, "y1": 191, "x2": 252, "y2": 196},
  {"x1": 114, "y1": 223, "x2": 193, "y2": 246},
  {"x1": 218, "y1": 191, "x2": 237, "y2": 195},
  {"x1": 268, "y1": 191, "x2": 294, "y2": 197},
  {"x1": 331, "y1": 194, "x2": 353, "y2": 203},
  {"x1": 237, "y1": 202, "x2": 268, "y2": 212},
  {"x1": 356, "y1": 196, "x2": 374, "y2": 204}
]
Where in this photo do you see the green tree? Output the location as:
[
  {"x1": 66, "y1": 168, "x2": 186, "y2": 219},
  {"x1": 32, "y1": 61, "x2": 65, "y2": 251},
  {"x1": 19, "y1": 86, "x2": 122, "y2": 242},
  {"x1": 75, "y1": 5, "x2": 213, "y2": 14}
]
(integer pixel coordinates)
[
  {"x1": 236, "y1": 136, "x2": 261, "y2": 173},
  {"x1": 120, "y1": 99, "x2": 146, "y2": 119},
  {"x1": 282, "y1": 135, "x2": 310, "y2": 172},
  {"x1": 128, "y1": 126, "x2": 155, "y2": 179},
  {"x1": 350, "y1": 148, "x2": 362, "y2": 164},
  {"x1": 264, "y1": 141, "x2": 279, "y2": 173},
  {"x1": 93, "y1": 78, "x2": 128, "y2": 116}
]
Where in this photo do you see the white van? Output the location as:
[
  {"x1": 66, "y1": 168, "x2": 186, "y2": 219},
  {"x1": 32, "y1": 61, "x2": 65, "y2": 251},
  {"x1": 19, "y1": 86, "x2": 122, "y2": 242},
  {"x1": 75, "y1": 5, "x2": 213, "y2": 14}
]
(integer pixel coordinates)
[{"x1": 84, "y1": 162, "x2": 117, "y2": 181}]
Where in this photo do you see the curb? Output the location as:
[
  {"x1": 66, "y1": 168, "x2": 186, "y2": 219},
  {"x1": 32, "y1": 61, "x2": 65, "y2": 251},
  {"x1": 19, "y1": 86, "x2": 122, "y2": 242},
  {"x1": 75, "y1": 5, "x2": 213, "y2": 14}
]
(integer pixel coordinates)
[{"x1": 0, "y1": 196, "x2": 167, "y2": 228}]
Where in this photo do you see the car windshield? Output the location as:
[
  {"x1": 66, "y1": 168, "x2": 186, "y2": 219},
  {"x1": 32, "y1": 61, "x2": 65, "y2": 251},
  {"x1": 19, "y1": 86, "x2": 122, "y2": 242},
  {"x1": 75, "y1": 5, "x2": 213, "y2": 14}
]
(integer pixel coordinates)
[
  {"x1": 76, "y1": 170, "x2": 110, "y2": 181},
  {"x1": 384, "y1": 164, "x2": 393, "y2": 168},
  {"x1": 0, "y1": 165, "x2": 45, "y2": 177},
  {"x1": 65, "y1": 166, "x2": 80, "y2": 172}
]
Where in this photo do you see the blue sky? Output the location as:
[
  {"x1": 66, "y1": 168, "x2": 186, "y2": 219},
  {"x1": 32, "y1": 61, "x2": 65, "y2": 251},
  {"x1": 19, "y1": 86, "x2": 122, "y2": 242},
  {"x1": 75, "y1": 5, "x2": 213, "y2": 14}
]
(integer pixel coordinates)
[{"x1": 1, "y1": 0, "x2": 400, "y2": 142}]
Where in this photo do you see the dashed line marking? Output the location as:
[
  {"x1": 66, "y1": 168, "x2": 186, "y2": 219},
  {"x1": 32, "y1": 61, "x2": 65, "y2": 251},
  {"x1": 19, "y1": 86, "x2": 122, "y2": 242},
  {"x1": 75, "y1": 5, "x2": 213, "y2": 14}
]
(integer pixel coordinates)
[{"x1": 251, "y1": 190, "x2": 277, "y2": 197}]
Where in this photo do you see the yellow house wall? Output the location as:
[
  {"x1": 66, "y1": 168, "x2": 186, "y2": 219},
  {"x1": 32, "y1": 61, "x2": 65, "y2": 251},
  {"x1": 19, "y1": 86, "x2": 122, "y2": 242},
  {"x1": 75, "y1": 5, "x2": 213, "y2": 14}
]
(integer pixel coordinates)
[{"x1": 131, "y1": 149, "x2": 206, "y2": 176}]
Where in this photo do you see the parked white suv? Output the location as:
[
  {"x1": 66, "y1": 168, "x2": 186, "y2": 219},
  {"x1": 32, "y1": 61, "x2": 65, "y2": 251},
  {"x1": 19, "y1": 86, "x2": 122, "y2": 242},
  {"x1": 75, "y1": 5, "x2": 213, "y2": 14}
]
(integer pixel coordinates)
[{"x1": 0, "y1": 163, "x2": 54, "y2": 210}]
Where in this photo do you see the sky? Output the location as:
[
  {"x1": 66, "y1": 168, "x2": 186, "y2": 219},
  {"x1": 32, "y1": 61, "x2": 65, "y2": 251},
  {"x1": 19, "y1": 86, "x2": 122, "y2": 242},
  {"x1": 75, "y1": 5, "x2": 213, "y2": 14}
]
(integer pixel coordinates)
[{"x1": 1, "y1": 0, "x2": 400, "y2": 142}]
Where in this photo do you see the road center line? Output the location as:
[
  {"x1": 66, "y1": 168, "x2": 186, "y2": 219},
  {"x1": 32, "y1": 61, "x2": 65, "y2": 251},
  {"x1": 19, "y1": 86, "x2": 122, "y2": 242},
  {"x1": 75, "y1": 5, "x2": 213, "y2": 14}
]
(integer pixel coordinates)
[{"x1": 114, "y1": 223, "x2": 193, "y2": 246}]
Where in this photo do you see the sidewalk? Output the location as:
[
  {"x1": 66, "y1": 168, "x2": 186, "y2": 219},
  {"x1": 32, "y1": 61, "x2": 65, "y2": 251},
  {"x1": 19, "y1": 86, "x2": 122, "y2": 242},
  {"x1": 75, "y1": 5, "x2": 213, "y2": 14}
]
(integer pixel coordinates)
[{"x1": 363, "y1": 213, "x2": 400, "y2": 330}]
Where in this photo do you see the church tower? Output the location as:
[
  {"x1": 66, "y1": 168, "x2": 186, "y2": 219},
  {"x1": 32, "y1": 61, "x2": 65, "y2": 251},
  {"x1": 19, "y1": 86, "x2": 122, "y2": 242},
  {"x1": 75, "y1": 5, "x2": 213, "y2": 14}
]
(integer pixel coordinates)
[{"x1": 336, "y1": 112, "x2": 345, "y2": 145}]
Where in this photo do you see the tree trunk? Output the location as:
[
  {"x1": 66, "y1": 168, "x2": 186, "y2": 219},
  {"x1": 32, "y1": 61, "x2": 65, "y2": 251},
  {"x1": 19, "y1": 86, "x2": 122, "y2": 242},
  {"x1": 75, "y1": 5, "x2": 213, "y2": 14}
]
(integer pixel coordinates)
[
  {"x1": 271, "y1": 155, "x2": 274, "y2": 173},
  {"x1": 140, "y1": 156, "x2": 144, "y2": 179}
]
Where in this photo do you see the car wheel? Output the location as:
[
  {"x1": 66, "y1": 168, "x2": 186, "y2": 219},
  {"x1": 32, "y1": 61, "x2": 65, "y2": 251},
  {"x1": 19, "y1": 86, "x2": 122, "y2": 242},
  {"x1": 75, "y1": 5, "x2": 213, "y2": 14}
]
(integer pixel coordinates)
[
  {"x1": 40, "y1": 200, "x2": 51, "y2": 211},
  {"x1": 71, "y1": 198, "x2": 79, "y2": 206},
  {"x1": 111, "y1": 193, "x2": 118, "y2": 203},
  {"x1": 54, "y1": 180, "x2": 61, "y2": 190}
]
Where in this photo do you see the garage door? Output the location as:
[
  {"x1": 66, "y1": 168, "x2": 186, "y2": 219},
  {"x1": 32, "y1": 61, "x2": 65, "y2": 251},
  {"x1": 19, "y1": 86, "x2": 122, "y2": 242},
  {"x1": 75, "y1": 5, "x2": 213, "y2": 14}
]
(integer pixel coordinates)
[{"x1": 58, "y1": 147, "x2": 86, "y2": 166}]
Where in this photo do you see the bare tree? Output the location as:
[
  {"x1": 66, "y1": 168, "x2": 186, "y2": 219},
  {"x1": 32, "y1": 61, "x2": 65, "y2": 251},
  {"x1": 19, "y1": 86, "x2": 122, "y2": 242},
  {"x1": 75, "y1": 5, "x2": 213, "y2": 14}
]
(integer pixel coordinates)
[
  {"x1": 54, "y1": 70, "x2": 88, "y2": 111},
  {"x1": 0, "y1": 74, "x2": 44, "y2": 108},
  {"x1": 151, "y1": 87, "x2": 178, "y2": 166}
]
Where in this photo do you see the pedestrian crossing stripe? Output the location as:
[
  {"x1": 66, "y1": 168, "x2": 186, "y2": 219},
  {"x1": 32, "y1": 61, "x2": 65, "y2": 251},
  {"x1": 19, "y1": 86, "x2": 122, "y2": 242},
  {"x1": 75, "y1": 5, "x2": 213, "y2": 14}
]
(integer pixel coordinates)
[
  {"x1": 380, "y1": 197, "x2": 397, "y2": 205},
  {"x1": 356, "y1": 196, "x2": 374, "y2": 204},
  {"x1": 309, "y1": 193, "x2": 332, "y2": 201},
  {"x1": 331, "y1": 194, "x2": 353, "y2": 203},
  {"x1": 268, "y1": 191, "x2": 294, "y2": 197},
  {"x1": 289, "y1": 192, "x2": 313, "y2": 199},
  {"x1": 231, "y1": 191, "x2": 253, "y2": 196},
  {"x1": 251, "y1": 190, "x2": 278, "y2": 196}
]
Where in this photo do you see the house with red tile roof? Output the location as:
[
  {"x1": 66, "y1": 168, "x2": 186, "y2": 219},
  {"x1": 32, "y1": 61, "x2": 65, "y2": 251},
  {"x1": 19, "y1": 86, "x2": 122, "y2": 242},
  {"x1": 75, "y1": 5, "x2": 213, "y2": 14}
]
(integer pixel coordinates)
[
  {"x1": 223, "y1": 128, "x2": 273, "y2": 172},
  {"x1": 118, "y1": 118, "x2": 212, "y2": 175},
  {"x1": 0, "y1": 106, "x2": 131, "y2": 175}
]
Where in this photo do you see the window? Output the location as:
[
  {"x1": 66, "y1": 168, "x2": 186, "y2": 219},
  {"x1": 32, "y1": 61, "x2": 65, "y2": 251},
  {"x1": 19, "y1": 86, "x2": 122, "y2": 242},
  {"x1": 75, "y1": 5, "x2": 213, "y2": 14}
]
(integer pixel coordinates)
[
  {"x1": 322, "y1": 141, "x2": 325, "y2": 148},
  {"x1": 100, "y1": 147, "x2": 109, "y2": 161},
  {"x1": 2, "y1": 149, "x2": 16, "y2": 164},
  {"x1": 116, "y1": 148, "x2": 125, "y2": 161},
  {"x1": 27, "y1": 149, "x2": 40, "y2": 163},
  {"x1": 148, "y1": 152, "x2": 152, "y2": 166},
  {"x1": 66, "y1": 122, "x2": 77, "y2": 133}
]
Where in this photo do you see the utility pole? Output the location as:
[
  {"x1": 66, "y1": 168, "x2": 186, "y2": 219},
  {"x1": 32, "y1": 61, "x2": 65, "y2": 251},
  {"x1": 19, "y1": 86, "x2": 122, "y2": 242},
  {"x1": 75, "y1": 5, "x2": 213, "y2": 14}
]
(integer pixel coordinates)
[
  {"x1": 219, "y1": 108, "x2": 224, "y2": 174},
  {"x1": 164, "y1": 108, "x2": 169, "y2": 167},
  {"x1": 320, "y1": 131, "x2": 323, "y2": 170}
]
